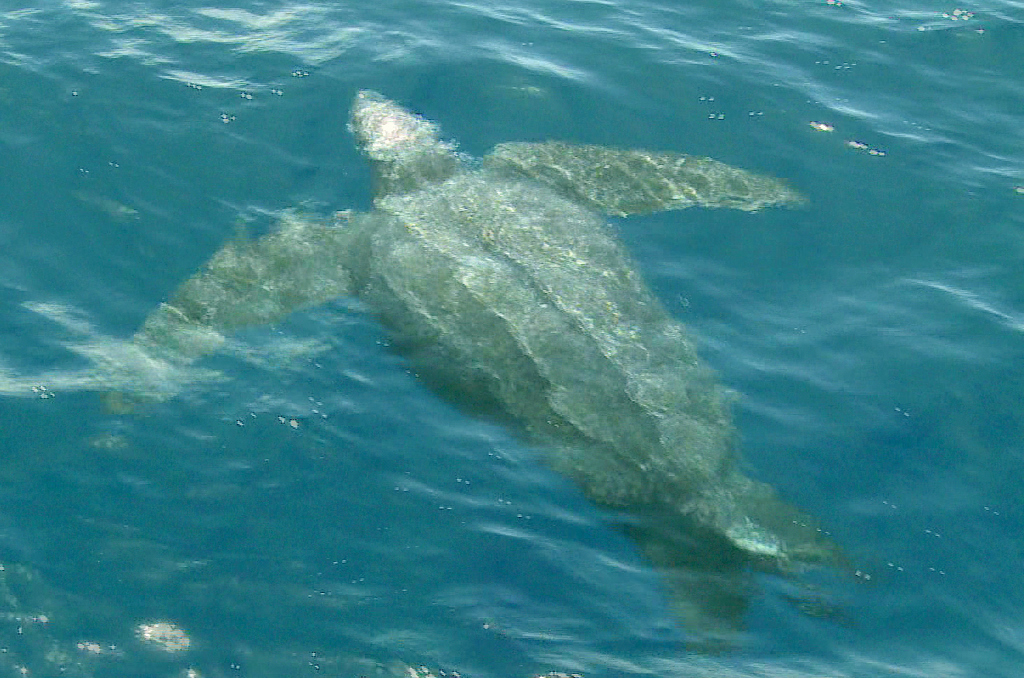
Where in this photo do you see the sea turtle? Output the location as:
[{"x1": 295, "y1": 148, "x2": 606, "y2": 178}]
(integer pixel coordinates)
[{"x1": 28, "y1": 91, "x2": 841, "y2": 642}]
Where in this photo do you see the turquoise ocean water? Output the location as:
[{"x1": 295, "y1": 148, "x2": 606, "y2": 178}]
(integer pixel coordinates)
[{"x1": 1, "y1": 1, "x2": 1023, "y2": 676}]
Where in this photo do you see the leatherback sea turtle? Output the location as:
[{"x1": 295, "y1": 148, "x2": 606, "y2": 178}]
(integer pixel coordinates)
[{"x1": 20, "y1": 91, "x2": 841, "y2": 642}]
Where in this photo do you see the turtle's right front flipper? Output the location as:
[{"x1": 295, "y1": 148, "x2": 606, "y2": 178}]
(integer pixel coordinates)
[{"x1": 483, "y1": 141, "x2": 806, "y2": 216}]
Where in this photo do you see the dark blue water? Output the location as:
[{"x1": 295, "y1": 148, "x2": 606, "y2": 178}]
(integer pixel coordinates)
[{"x1": 1, "y1": 1, "x2": 1023, "y2": 677}]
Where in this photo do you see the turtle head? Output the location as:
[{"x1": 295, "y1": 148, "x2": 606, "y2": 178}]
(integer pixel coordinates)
[{"x1": 349, "y1": 90, "x2": 460, "y2": 196}]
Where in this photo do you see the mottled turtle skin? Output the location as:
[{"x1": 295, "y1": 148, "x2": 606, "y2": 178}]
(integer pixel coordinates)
[{"x1": 124, "y1": 91, "x2": 839, "y2": 642}]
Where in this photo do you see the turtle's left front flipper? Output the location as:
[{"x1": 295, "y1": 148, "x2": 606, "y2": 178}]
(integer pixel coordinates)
[
  {"x1": 99, "y1": 213, "x2": 357, "y2": 411},
  {"x1": 483, "y1": 141, "x2": 806, "y2": 216},
  {"x1": 134, "y1": 212, "x2": 355, "y2": 366}
]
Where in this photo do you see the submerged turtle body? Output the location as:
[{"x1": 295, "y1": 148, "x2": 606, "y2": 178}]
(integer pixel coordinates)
[
  {"x1": 117, "y1": 90, "x2": 837, "y2": 642},
  {"x1": 343, "y1": 91, "x2": 827, "y2": 559},
  {"x1": 361, "y1": 153, "x2": 731, "y2": 500}
]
